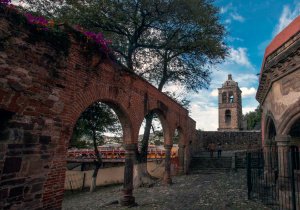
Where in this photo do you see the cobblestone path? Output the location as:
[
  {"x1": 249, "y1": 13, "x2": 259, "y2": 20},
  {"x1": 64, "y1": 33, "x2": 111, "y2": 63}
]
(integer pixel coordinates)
[{"x1": 62, "y1": 170, "x2": 271, "y2": 210}]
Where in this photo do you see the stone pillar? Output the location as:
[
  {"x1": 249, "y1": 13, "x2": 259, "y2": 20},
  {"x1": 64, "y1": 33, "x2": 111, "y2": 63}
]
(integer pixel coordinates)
[
  {"x1": 276, "y1": 135, "x2": 292, "y2": 210},
  {"x1": 163, "y1": 144, "x2": 172, "y2": 185},
  {"x1": 263, "y1": 139, "x2": 275, "y2": 183},
  {"x1": 178, "y1": 144, "x2": 185, "y2": 175},
  {"x1": 120, "y1": 144, "x2": 136, "y2": 206}
]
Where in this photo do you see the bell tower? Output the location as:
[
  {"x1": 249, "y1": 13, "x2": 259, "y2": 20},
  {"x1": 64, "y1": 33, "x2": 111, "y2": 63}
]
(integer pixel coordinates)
[{"x1": 218, "y1": 74, "x2": 242, "y2": 131}]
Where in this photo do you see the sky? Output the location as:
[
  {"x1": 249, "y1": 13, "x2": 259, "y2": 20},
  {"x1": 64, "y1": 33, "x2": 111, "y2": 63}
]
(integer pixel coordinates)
[{"x1": 183, "y1": 0, "x2": 300, "y2": 131}]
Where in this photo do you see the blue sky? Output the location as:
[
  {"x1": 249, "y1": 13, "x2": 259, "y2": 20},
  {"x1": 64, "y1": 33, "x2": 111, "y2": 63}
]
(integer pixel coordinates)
[{"x1": 185, "y1": 0, "x2": 300, "y2": 131}]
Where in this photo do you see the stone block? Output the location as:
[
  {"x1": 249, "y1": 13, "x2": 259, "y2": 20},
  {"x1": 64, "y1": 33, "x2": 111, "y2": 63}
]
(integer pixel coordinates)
[
  {"x1": 39, "y1": 136, "x2": 51, "y2": 145},
  {"x1": 23, "y1": 132, "x2": 38, "y2": 144},
  {"x1": 3, "y1": 157, "x2": 22, "y2": 173},
  {"x1": 9, "y1": 186, "x2": 24, "y2": 198}
]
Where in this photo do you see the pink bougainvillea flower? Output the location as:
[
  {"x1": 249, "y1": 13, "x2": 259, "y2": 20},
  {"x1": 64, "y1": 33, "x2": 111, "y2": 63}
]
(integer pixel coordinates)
[
  {"x1": 0, "y1": 0, "x2": 11, "y2": 5},
  {"x1": 25, "y1": 13, "x2": 48, "y2": 26}
]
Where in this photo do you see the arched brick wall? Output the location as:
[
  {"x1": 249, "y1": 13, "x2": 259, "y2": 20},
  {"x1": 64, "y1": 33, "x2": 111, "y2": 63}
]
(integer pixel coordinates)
[{"x1": 0, "y1": 11, "x2": 196, "y2": 210}]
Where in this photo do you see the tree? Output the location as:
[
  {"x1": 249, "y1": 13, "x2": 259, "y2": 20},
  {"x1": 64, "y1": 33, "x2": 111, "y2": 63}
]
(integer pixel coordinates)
[
  {"x1": 23, "y1": 0, "x2": 227, "y2": 186},
  {"x1": 72, "y1": 102, "x2": 121, "y2": 191},
  {"x1": 243, "y1": 106, "x2": 261, "y2": 130}
]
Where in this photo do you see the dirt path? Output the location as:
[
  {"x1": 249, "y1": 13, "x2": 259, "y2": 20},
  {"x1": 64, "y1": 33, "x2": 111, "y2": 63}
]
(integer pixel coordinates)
[{"x1": 62, "y1": 170, "x2": 271, "y2": 210}]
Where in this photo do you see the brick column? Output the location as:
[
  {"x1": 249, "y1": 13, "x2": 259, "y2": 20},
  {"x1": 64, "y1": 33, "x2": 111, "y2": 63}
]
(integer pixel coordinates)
[
  {"x1": 163, "y1": 144, "x2": 172, "y2": 185},
  {"x1": 120, "y1": 144, "x2": 136, "y2": 206},
  {"x1": 178, "y1": 144, "x2": 185, "y2": 175},
  {"x1": 276, "y1": 135, "x2": 292, "y2": 210}
]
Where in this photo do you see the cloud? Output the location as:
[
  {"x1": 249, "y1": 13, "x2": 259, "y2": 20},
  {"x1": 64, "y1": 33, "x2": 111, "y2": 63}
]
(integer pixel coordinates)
[
  {"x1": 273, "y1": 3, "x2": 300, "y2": 36},
  {"x1": 228, "y1": 47, "x2": 253, "y2": 68},
  {"x1": 226, "y1": 36, "x2": 244, "y2": 43},
  {"x1": 220, "y1": 3, "x2": 245, "y2": 24},
  {"x1": 230, "y1": 13, "x2": 245, "y2": 22},
  {"x1": 220, "y1": 3, "x2": 233, "y2": 14},
  {"x1": 210, "y1": 89, "x2": 218, "y2": 97},
  {"x1": 243, "y1": 106, "x2": 257, "y2": 115},
  {"x1": 240, "y1": 87, "x2": 257, "y2": 97},
  {"x1": 190, "y1": 103, "x2": 218, "y2": 131}
]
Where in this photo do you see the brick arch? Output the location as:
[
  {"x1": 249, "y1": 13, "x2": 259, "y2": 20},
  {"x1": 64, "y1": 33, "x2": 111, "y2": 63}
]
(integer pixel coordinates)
[
  {"x1": 278, "y1": 99, "x2": 300, "y2": 135},
  {"x1": 138, "y1": 108, "x2": 172, "y2": 145},
  {"x1": 66, "y1": 92, "x2": 136, "y2": 145}
]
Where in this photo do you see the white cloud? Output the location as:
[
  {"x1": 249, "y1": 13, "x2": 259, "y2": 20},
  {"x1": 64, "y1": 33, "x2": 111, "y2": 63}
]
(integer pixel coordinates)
[
  {"x1": 243, "y1": 106, "x2": 257, "y2": 115},
  {"x1": 190, "y1": 103, "x2": 218, "y2": 131},
  {"x1": 220, "y1": 3, "x2": 233, "y2": 14},
  {"x1": 240, "y1": 87, "x2": 257, "y2": 97},
  {"x1": 230, "y1": 13, "x2": 245, "y2": 22},
  {"x1": 228, "y1": 47, "x2": 253, "y2": 68},
  {"x1": 210, "y1": 89, "x2": 218, "y2": 97},
  {"x1": 273, "y1": 3, "x2": 300, "y2": 36}
]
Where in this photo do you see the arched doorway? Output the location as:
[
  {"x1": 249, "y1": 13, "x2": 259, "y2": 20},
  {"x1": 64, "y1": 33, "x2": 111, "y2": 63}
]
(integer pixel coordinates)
[
  {"x1": 289, "y1": 119, "x2": 300, "y2": 171},
  {"x1": 264, "y1": 116, "x2": 278, "y2": 185}
]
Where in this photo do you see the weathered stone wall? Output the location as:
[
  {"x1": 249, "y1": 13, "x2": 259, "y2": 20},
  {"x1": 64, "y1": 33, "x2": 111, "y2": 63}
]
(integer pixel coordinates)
[
  {"x1": 0, "y1": 8, "x2": 196, "y2": 210},
  {"x1": 192, "y1": 131, "x2": 261, "y2": 153}
]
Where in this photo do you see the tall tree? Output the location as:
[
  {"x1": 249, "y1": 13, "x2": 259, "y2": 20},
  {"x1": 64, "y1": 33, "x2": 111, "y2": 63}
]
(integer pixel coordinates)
[
  {"x1": 243, "y1": 106, "x2": 261, "y2": 130},
  {"x1": 23, "y1": 0, "x2": 227, "y2": 186},
  {"x1": 72, "y1": 102, "x2": 121, "y2": 191}
]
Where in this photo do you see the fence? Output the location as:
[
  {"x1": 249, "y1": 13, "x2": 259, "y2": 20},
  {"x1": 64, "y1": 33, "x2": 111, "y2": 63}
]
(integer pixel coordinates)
[{"x1": 247, "y1": 147, "x2": 300, "y2": 210}]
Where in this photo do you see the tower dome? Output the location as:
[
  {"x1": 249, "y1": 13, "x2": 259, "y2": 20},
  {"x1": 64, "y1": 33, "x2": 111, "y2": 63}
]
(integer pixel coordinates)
[{"x1": 222, "y1": 74, "x2": 238, "y2": 87}]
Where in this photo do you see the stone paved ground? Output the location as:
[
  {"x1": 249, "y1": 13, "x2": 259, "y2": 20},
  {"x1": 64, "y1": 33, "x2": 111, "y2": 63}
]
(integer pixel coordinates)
[{"x1": 62, "y1": 170, "x2": 272, "y2": 210}]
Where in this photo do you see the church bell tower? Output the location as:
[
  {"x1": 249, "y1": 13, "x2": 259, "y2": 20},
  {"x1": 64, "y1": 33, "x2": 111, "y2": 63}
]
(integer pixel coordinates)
[{"x1": 218, "y1": 74, "x2": 242, "y2": 131}]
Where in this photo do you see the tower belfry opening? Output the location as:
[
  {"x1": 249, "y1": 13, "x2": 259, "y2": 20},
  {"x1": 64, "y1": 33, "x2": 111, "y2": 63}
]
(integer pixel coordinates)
[{"x1": 218, "y1": 74, "x2": 242, "y2": 131}]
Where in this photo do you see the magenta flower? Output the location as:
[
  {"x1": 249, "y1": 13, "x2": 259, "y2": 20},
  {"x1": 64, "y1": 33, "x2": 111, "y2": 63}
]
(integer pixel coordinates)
[
  {"x1": 0, "y1": 0, "x2": 11, "y2": 4},
  {"x1": 25, "y1": 13, "x2": 48, "y2": 26},
  {"x1": 78, "y1": 28, "x2": 111, "y2": 53}
]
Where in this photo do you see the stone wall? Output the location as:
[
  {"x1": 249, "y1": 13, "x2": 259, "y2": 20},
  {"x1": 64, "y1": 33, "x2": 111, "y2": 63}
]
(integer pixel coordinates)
[{"x1": 192, "y1": 131, "x2": 262, "y2": 153}]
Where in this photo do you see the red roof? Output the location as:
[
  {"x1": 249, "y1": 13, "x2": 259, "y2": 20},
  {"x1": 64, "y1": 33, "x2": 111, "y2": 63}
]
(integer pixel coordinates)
[{"x1": 260, "y1": 15, "x2": 300, "y2": 74}]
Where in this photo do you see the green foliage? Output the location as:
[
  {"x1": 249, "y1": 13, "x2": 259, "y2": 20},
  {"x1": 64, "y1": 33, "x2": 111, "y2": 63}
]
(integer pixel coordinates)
[
  {"x1": 70, "y1": 102, "x2": 121, "y2": 148},
  {"x1": 243, "y1": 106, "x2": 261, "y2": 130}
]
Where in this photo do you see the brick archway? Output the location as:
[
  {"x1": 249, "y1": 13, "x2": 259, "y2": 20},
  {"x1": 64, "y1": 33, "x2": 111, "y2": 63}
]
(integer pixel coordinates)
[{"x1": 0, "y1": 12, "x2": 196, "y2": 210}]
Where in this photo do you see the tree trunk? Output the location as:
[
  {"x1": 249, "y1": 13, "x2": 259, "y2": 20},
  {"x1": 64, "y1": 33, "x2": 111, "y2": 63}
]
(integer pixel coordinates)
[
  {"x1": 133, "y1": 113, "x2": 157, "y2": 187},
  {"x1": 90, "y1": 130, "x2": 103, "y2": 192}
]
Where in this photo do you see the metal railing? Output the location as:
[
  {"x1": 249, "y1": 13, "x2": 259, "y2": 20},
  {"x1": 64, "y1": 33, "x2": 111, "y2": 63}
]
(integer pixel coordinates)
[{"x1": 247, "y1": 148, "x2": 300, "y2": 210}]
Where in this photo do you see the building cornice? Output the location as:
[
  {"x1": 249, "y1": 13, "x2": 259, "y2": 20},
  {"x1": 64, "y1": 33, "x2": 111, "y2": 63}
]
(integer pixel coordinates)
[{"x1": 256, "y1": 31, "x2": 300, "y2": 104}]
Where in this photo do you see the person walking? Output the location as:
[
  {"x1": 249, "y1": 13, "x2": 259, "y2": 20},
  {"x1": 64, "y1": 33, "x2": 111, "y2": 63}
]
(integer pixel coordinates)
[
  {"x1": 209, "y1": 143, "x2": 216, "y2": 158},
  {"x1": 217, "y1": 143, "x2": 222, "y2": 158}
]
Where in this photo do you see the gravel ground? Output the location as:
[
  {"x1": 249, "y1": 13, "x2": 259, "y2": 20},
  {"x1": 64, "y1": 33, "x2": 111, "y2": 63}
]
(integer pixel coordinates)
[{"x1": 62, "y1": 170, "x2": 272, "y2": 210}]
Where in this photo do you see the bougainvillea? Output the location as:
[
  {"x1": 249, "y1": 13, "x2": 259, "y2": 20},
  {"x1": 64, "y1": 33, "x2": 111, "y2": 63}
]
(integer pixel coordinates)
[
  {"x1": 0, "y1": 0, "x2": 11, "y2": 4},
  {"x1": 1, "y1": 1, "x2": 111, "y2": 53},
  {"x1": 0, "y1": 0, "x2": 10, "y2": 4},
  {"x1": 75, "y1": 26, "x2": 112, "y2": 53}
]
